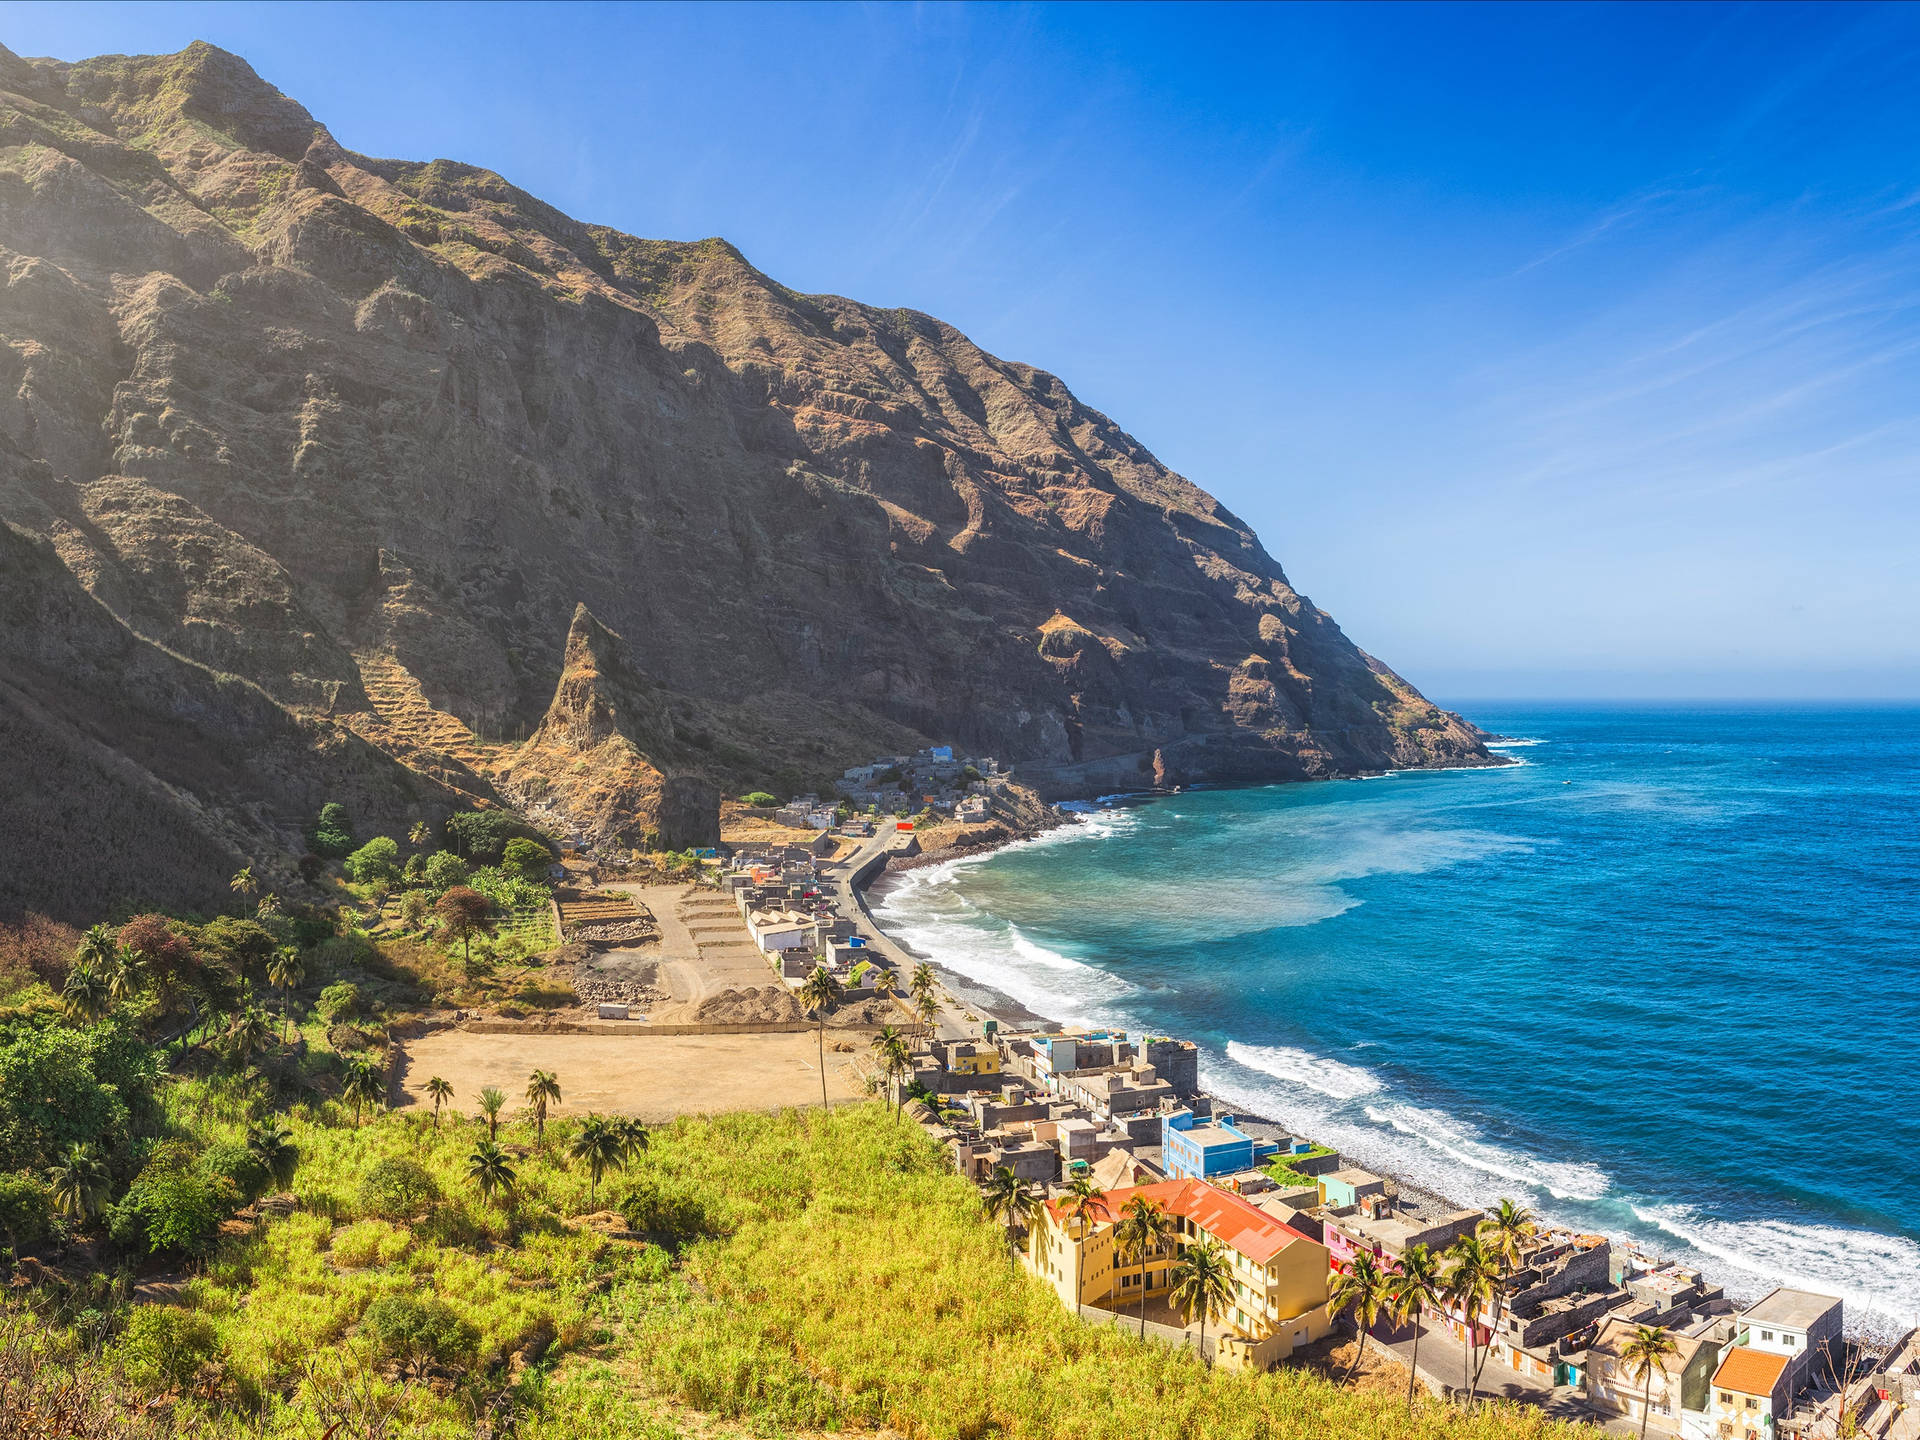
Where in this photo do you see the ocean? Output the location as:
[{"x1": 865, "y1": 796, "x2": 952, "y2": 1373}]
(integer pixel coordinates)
[{"x1": 868, "y1": 703, "x2": 1920, "y2": 1333}]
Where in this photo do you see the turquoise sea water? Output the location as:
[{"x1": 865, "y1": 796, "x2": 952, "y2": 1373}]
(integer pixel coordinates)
[{"x1": 869, "y1": 704, "x2": 1920, "y2": 1330}]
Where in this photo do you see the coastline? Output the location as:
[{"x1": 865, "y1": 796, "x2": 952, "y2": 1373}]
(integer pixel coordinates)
[{"x1": 855, "y1": 790, "x2": 1910, "y2": 1342}]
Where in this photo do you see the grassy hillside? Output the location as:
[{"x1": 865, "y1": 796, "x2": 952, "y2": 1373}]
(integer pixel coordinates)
[{"x1": 7, "y1": 1090, "x2": 1590, "y2": 1440}]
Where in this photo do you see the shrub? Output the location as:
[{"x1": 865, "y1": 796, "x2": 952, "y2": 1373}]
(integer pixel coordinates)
[
  {"x1": 343, "y1": 836, "x2": 400, "y2": 884},
  {"x1": 316, "y1": 983, "x2": 361, "y2": 1023},
  {"x1": 739, "y1": 792, "x2": 779, "y2": 808},
  {"x1": 198, "y1": 1140, "x2": 266, "y2": 1204},
  {"x1": 356, "y1": 1157, "x2": 440, "y2": 1221},
  {"x1": 117, "y1": 1304, "x2": 219, "y2": 1394},
  {"x1": 110, "y1": 1162, "x2": 234, "y2": 1257},
  {"x1": 363, "y1": 1293, "x2": 478, "y2": 1377},
  {"x1": 0, "y1": 1014, "x2": 159, "y2": 1171},
  {"x1": 617, "y1": 1174, "x2": 723, "y2": 1242},
  {"x1": 444, "y1": 811, "x2": 546, "y2": 865},
  {"x1": 0, "y1": 1172, "x2": 53, "y2": 1250},
  {"x1": 423, "y1": 851, "x2": 469, "y2": 891},
  {"x1": 307, "y1": 802, "x2": 355, "y2": 859},
  {"x1": 298, "y1": 852, "x2": 326, "y2": 884}
]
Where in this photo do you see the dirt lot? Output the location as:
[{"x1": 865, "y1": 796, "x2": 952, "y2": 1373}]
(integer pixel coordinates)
[{"x1": 392, "y1": 1029, "x2": 867, "y2": 1122}]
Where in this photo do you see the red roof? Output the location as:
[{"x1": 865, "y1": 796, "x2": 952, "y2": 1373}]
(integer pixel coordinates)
[
  {"x1": 1047, "y1": 1180, "x2": 1318, "y2": 1265},
  {"x1": 1713, "y1": 1348, "x2": 1790, "y2": 1397}
]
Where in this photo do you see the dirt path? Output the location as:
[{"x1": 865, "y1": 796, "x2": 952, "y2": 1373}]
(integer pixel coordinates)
[{"x1": 392, "y1": 1029, "x2": 866, "y2": 1121}]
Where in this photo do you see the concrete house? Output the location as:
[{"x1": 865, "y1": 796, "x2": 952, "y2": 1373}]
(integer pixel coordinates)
[
  {"x1": 1736, "y1": 1288, "x2": 1842, "y2": 1397},
  {"x1": 1585, "y1": 1315, "x2": 1727, "y2": 1434},
  {"x1": 1709, "y1": 1346, "x2": 1793, "y2": 1440},
  {"x1": 1025, "y1": 1179, "x2": 1334, "y2": 1371},
  {"x1": 1161, "y1": 1110, "x2": 1279, "y2": 1181}
]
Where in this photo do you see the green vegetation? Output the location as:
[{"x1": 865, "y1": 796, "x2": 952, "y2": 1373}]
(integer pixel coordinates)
[
  {"x1": 307, "y1": 802, "x2": 355, "y2": 859},
  {"x1": 738, "y1": 791, "x2": 779, "y2": 808}
]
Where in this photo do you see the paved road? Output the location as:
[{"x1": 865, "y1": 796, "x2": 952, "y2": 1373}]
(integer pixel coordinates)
[
  {"x1": 1372, "y1": 1319, "x2": 1636, "y2": 1434},
  {"x1": 828, "y1": 831, "x2": 978, "y2": 1042}
]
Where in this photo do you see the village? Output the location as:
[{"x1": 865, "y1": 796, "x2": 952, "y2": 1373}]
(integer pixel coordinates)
[{"x1": 397, "y1": 747, "x2": 1918, "y2": 1440}]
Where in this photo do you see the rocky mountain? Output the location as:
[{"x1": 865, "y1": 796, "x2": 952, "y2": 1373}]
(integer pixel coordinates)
[{"x1": 0, "y1": 41, "x2": 1499, "y2": 920}]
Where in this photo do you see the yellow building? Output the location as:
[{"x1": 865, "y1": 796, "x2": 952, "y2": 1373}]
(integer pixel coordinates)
[
  {"x1": 1026, "y1": 1178, "x2": 1333, "y2": 1371},
  {"x1": 945, "y1": 1042, "x2": 1001, "y2": 1076}
]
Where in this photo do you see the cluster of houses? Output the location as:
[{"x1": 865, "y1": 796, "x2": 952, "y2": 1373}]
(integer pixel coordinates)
[
  {"x1": 717, "y1": 841, "x2": 883, "y2": 990},
  {"x1": 836, "y1": 747, "x2": 1004, "y2": 824},
  {"x1": 893, "y1": 1023, "x2": 1910, "y2": 1433}
]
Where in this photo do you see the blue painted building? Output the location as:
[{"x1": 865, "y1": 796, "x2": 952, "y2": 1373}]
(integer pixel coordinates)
[{"x1": 1160, "y1": 1109, "x2": 1279, "y2": 1180}]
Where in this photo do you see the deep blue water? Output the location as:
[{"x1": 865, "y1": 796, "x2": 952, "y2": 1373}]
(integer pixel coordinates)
[{"x1": 870, "y1": 704, "x2": 1920, "y2": 1330}]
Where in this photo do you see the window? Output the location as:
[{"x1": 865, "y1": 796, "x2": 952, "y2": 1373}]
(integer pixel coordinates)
[
  {"x1": 1746, "y1": 1397, "x2": 1758, "y2": 1410},
  {"x1": 1782, "y1": 1335, "x2": 1795, "y2": 1347},
  {"x1": 1760, "y1": 1330, "x2": 1773, "y2": 1342},
  {"x1": 1720, "y1": 1392, "x2": 1732, "y2": 1405}
]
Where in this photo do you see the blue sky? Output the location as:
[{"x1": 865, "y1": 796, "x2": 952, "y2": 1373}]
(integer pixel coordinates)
[{"x1": 5, "y1": 2, "x2": 1918, "y2": 698}]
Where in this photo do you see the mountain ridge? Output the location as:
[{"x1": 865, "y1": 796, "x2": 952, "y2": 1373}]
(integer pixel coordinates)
[{"x1": 0, "y1": 39, "x2": 1499, "y2": 919}]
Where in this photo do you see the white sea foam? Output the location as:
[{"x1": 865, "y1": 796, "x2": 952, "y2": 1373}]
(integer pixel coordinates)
[
  {"x1": 1630, "y1": 1204, "x2": 1920, "y2": 1335},
  {"x1": 1365, "y1": 1103, "x2": 1612, "y2": 1202},
  {"x1": 1484, "y1": 737, "x2": 1548, "y2": 748},
  {"x1": 1227, "y1": 1041, "x2": 1383, "y2": 1100}
]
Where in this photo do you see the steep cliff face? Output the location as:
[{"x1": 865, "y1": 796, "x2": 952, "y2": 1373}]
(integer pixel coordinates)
[{"x1": 0, "y1": 41, "x2": 1498, "y2": 913}]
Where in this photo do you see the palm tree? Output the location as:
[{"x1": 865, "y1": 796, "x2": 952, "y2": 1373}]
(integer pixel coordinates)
[
  {"x1": 254, "y1": 893, "x2": 282, "y2": 922},
  {"x1": 611, "y1": 1116, "x2": 649, "y2": 1164},
  {"x1": 915, "y1": 991, "x2": 938, "y2": 1035},
  {"x1": 226, "y1": 1006, "x2": 275, "y2": 1071},
  {"x1": 477, "y1": 1086, "x2": 506, "y2": 1140},
  {"x1": 266, "y1": 947, "x2": 305, "y2": 1043},
  {"x1": 1059, "y1": 1175, "x2": 1104, "y2": 1240},
  {"x1": 247, "y1": 1121, "x2": 299, "y2": 1190},
  {"x1": 1444, "y1": 1234, "x2": 1501, "y2": 1410},
  {"x1": 105, "y1": 945, "x2": 144, "y2": 1003},
  {"x1": 342, "y1": 1057, "x2": 386, "y2": 1127},
  {"x1": 798, "y1": 966, "x2": 842, "y2": 1111},
  {"x1": 980, "y1": 1165, "x2": 1040, "y2": 1251},
  {"x1": 569, "y1": 1116, "x2": 626, "y2": 1204},
  {"x1": 1169, "y1": 1237, "x2": 1235, "y2": 1369},
  {"x1": 1472, "y1": 1198, "x2": 1537, "y2": 1391},
  {"x1": 73, "y1": 923, "x2": 117, "y2": 972},
  {"x1": 467, "y1": 1139, "x2": 516, "y2": 1204},
  {"x1": 870, "y1": 1025, "x2": 910, "y2": 1117},
  {"x1": 525, "y1": 1069, "x2": 562, "y2": 1145},
  {"x1": 910, "y1": 962, "x2": 935, "y2": 1007},
  {"x1": 1619, "y1": 1325, "x2": 1680, "y2": 1440},
  {"x1": 1389, "y1": 1242, "x2": 1445, "y2": 1411},
  {"x1": 871, "y1": 966, "x2": 899, "y2": 1005},
  {"x1": 1114, "y1": 1194, "x2": 1173, "y2": 1339},
  {"x1": 1331, "y1": 1249, "x2": 1392, "y2": 1383},
  {"x1": 61, "y1": 966, "x2": 111, "y2": 1024},
  {"x1": 230, "y1": 865, "x2": 258, "y2": 903},
  {"x1": 425, "y1": 1076, "x2": 455, "y2": 1127},
  {"x1": 409, "y1": 820, "x2": 432, "y2": 849},
  {"x1": 46, "y1": 1144, "x2": 109, "y2": 1223}
]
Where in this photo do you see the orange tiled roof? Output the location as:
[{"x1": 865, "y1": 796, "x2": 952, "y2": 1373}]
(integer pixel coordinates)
[
  {"x1": 1047, "y1": 1179, "x2": 1316, "y2": 1265},
  {"x1": 1713, "y1": 1347, "x2": 1790, "y2": 1396}
]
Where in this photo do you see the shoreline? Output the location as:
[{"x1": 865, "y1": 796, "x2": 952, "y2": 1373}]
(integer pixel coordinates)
[{"x1": 855, "y1": 794, "x2": 1907, "y2": 1343}]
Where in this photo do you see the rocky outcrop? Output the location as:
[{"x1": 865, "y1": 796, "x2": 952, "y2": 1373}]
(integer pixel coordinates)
[{"x1": 0, "y1": 41, "x2": 1501, "y2": 913}]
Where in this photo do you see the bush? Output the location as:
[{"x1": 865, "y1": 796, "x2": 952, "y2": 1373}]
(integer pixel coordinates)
[
  {"x1": 0, "y1": 1013, "x2": 160, "y2": 1171},
  {"x1": 117, "y1": 1304, "x2": 219, "y2": 1394},
  {"x1": 739, "y1": 792, "x2": 779, "y2": 808},
  {"x1": 307, "y1": 802, "x2": 355, "y2": 859},
  {"x1": 316, "y1": 983, "x2": 361, "y2": 1023},
  {"x1": 111, "y1": 1162, "x2": 234, "y2": 1257},
  {"x1": 617, "y1": 1174, "x2": 723, "y2": 1242},
  {"x1": 0, "y1": 1171, "x2": 53, "y2": 1250},
  {"x1": 298, "y1": 852, "x2": 326, "y2": 884},
  {"x1": 356, "y1": 1157, "x2": 440, "y2": 1221},
  {"x1": 198, "y1": 1140, "x2": 266, "y2": 1204},
  {"x1": 444, "y1": 811, "x2": 546, "y2": 865},
  {"x1": 423, "y1": 851, "x2": 469, "y2": 891},
  {"x1": 502, "y1": 837, "x2": 553, "y2": 882},
  {"x1": 363, "y1": 1293, "x2": 479, "y2": 1377},
  {"x1": 343, "y1": 836, "x2": 401, "y2": 884},
  {"x1": 331, "y1": 1218, "x2": 410, "y2": 1268}
]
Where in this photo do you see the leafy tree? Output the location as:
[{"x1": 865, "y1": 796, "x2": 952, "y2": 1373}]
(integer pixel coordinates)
[
  {"x1": 196, "y1": 917, "x2": 278, "y2": 980},
  {"x1": 477, "y1": 1086, "x2": 506, "y2": 1140},
  {"x1": 569, "y1": 1115, "x2": 626, "y2": 1203},
  {"x1": 1389, "y1": 1241, "x2": 1445, "y2": 1411},
  {"x1": 308, "y1": 802, "x2": 355, "y2": 858},
  {"x1": 247, "y1": 1121, "x2": 299, "y2": 1191},
  {"x1": 343, "y1": 836, "x2": 401, "y2": 884},
  {"x1": 342, "y1": 1058, "x2": 386, "y2": 1127},
  {"x1": 1332, "y1": 1249, "x2": 1392, "y2": 1383},
  {"x1": 445, "y1": 811, "x2": 546, "y2": 864},
  {"x1": 798, "y1": 966, "x2": 842, "y2": 1111},
  {"x1": 357, "y1": 1156, "x2": 439, "y2": 1221},
  {"x1": 1621, "y1": 1325, "x2": 1680, "y2": 1440},
  {"x1": 0, "y1": 1018, "x2": 156, "y2": 1171},
  {"x1": 739, "y1": 791, "x2": 778, "y2": 807},
  {"x1": 422, "y1": 850, "x2": 469, "y2": 891},
  {"x1": 425, "y1": 1075, "x2": 454, "y2": 1127},
  {"x1": 112, "y1": 1162, "x2": 231, "y2": 1255},
  {"x1": 1114, "y1": 1195, "x2": 1172, "y2": 1338},
  {"x1": 46, "y1": 1142, "x2": 109, "y2": 1222},
  {"x1": 298, "y1": 852, "x2": 326, "y2": 885},
  {"x1": 435, "y1": 886, "x2": 493, "y2": 968},
  {"x1": 525, "y1": 1068, "x2": 561, "y2": 1145},
  {"x1": 502, "y1": 837, "x2": 553, "y2": 882},
  {"x1": 466, "y1": 1139, "x2": 515, "y2": 1203},
  {"x1": 1169, "y1": 1236, "x2": 1235, "y2": 1370},
  {"x1": 364, "y1": 1293, "x2": 478, "y2": 1378}
]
